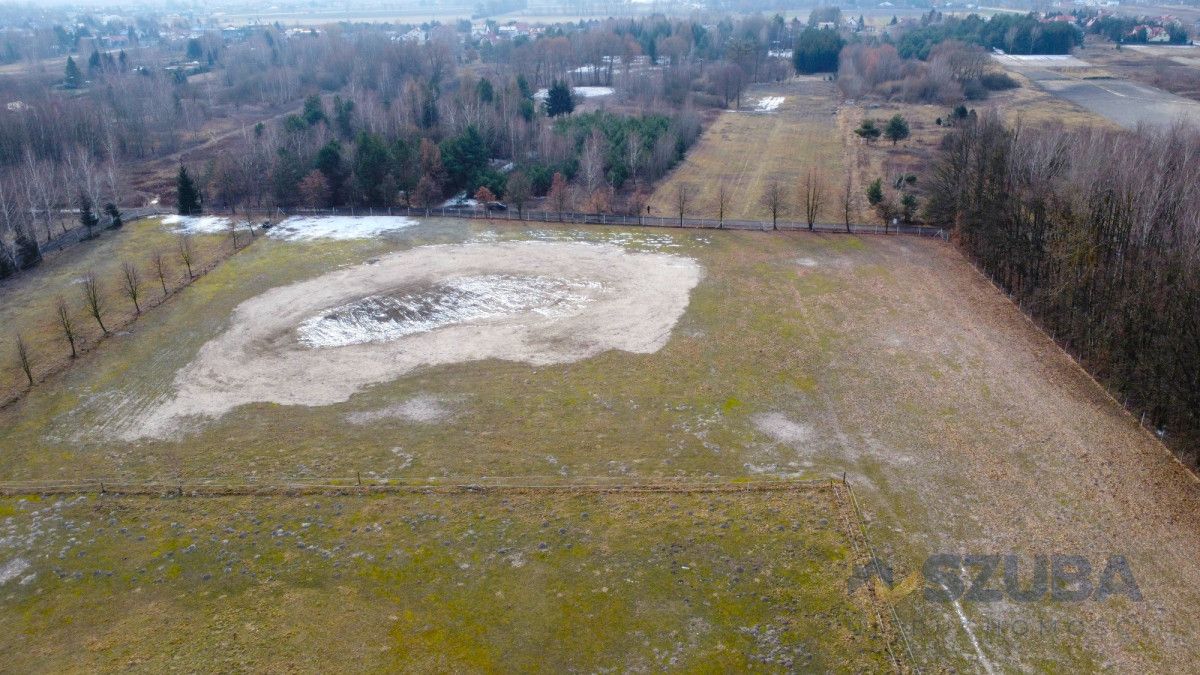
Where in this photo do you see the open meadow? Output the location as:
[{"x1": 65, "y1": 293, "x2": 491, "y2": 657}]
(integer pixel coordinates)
[{"x1": 1, "y1": 215, "x2": 1199, "y2": 671}]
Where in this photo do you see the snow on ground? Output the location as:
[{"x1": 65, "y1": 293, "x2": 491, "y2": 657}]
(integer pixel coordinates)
[
  {"x1": 165, "y1": 214, "x2": 416, "y2": 241},
  {"x1": 754, "y1": 96, "x2": 785, "y2": 112},
  {"x1": 296, "y1": 274, "x2": 601, "y2": 348},
  {"x1": 0, "y1": 557, "x2": 30, "y2": 586},
  {"x1": 533, "y1": 86, "x2": 614, "y2": 100},
  {"x1": 267, "y1": 215, "x2": 417, "y2": 241},
  {"x1": 162, "y1": 214, "x2": 232, "y2": 234}
]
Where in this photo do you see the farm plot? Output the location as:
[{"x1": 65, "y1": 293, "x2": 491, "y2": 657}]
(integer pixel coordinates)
[
  {"x1": 647, "y1": 77, "x2": 844, "y2": 222},
  {"x1": 1, "y1": 218, "x2": 1199, "y2": 671}
]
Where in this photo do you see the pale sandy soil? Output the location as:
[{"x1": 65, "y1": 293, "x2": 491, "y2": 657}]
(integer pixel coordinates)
[{"x1": 132, "y1": 241, "x2": 700, "y2": 438}]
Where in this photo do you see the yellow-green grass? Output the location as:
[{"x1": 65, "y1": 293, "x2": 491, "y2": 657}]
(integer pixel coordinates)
[
  {"x1": 648, "y1": 77, "x2": 845, "y2": 223},
  {"x1": 1, "y1": 220, "x2": 1198, "y2": 670},
  {"x1": 0, "y1": 487, "x2": 899, "y2": 672}
]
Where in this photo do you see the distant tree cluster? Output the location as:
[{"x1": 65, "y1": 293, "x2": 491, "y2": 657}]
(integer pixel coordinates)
[
  {"x1": 792, "y1": 27, "x2": 845, "y2": 74},
  {"x1": 839, "y1": 40, "x2": 1020, "y2": 104},
  {"x1": 896, "y1": 13, "x2": 1082, "y2": 59},
  {"x1": 926, "y1": 113, "x2": 1200, "y2": 465}
]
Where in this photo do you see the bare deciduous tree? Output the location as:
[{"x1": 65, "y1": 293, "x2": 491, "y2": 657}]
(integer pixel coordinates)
[
  {"x1": 178, "y1": 234, "x2": 195, "y2": 278},
  {"x1": 716, "y1": 182, "x2": 731, "y2": 229},
  {"x1": 121, "y1": 261, "x2": 142, "y2": 314},
  {"x1": 152, "y1": 251, "x2": 170, "y2": 297},
  {"x1": 674, "y1": 183, "x2": 693, "y2": 227},
  {"x1": 82, "y1": 273, "x2": 107, "y2": 334},
  {"x1": 15, "y1": 334, "x2": 33, "y2": 386},
  {"x1": 802, "y1": 169, "x2": 825, "y2": 231},
  {"x1": 761, "y1": 181, "x2": 785, "y2": 230},
  {"x1": 840, "y1": 170, "x2": 855, "y2": 233},
  {"x1": 56, "y1": 298, "x2": 77, "y2": 358}
]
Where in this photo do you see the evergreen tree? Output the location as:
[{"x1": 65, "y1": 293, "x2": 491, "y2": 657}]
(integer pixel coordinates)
[
  {"x1": 854, "y1": 119, "x2": 882, "y2": 143},
  {"x1": 185, "y1": 38, "x2": 203, "y2": 61},
  {"x1": 353, "y1": 133, "x2": 392, "y2": 206},
  {"x1": 545, "y1": 80, "x2": 575, "y2": 117},
  {"x1": 15, "y1": 227, "x2": 41, "y2": 269},
  {"x1": 104, "y1": 203, "x2": 123, "y2": 229},
  {"x1": 792, "y1": 27, "x2": 845, "y2": 74},
  {"x1": 315, "y1": 141, "x2": 346, "y2": 204},
  {"x1": 866, "y1": 178, "x2": 884, "y2": 207},
  {"x1": 87, "y1": 49, "x2": 101, "y2": 76},
  {"x1": 302, "y1": 94, "x2": 325, "y2": 126},
  {"x1": 78, "y1": 192, "x2": 99, "y2": 238},
  {"x1": 476, "y1": 78, "x2": 494, "y2": 103},
  {"x1": 63, "y1": 56, "x2": 82, "y2": 89},
  {"x1": 176, "y1": 166, "x2": 201, "y2": 215},
  {"x1": 439, "y1": 126, "x2": 489, "y2": 192},
  {"x1": 884, "y1": 114, "x2": 911, "y2": 145}
]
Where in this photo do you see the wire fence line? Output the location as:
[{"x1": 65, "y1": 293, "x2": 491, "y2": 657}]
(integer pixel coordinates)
[
  {"x1": 0, "y1": 475, "x2": 836, "y2": 498},
  {"x1": 168, "y1": 205, "x2": 948, "y2": 239},
  {"x1": 836, "y1": 475, "x2": 920, "y2": 673}
]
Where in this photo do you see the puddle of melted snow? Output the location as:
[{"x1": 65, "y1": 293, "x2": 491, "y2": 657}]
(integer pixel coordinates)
[{"x1": 296, "y1": 274, "x2": 601, "y2": 348}]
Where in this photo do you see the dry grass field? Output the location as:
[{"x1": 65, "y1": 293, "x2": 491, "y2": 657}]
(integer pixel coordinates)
[
  {"x1": 647, "y1": 77, "x2": 845, "y2": 223},
  {"x1": 651, "y1": 71, "x2": 1111, "y2": 230}
]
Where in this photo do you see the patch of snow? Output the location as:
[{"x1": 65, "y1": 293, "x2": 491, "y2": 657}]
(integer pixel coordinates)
[
  {"x1": 268, "y1": 215, "x2": 417, "y2": 241},
  {"x1": 574, "y1": 86, "x2": 614, "y2": 98},
  {"x1": 297, "y1": 274, "x2": 601, "y2": 348},
  {"x1": 754, "y1": 96, "x2": 785, "y2": 112},
  {"x1": 162, "y1": 214, "x2": 233, "y2": 234},
  {"x1": 0, "y1": 557, "x2": 30, "y2": 586},
  {"x1": 533, "y1": 86, "x2": 614, "y2": 100}
]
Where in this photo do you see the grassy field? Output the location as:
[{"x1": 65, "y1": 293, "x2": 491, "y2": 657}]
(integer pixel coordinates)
[
  {"x1": 0, "y1": 485, "x2": 903, "y2": 672},
  {"x1": 648, "y1": 77, "x2": 845, "y2": 223},
  {"x1": 2, "y1": 217, "x2": 1199, "y2": 671}
]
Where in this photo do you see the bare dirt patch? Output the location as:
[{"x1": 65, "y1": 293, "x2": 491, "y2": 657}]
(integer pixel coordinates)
[
  {"x1": 345, "y1": 395, "x2": 457, "y2": 425},
  {"x1": 134, "y1": 241, "x2": 701, "y2": 438}
]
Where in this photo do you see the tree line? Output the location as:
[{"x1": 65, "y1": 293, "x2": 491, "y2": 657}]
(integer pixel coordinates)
[{"x1": 926, "y1": 113, "x2": 1200, "y2": 464}]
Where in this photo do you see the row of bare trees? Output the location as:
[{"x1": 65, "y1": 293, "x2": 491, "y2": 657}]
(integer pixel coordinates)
[
  {"x1": 665, "y1": 169, "x2": 857, "y2": 230},
  {"x1": 927, "y1": 112, "x2": 1200, "y2": 464},
  {"x1": 9, "y1": 233, "x2": 199, "y2": 390}
]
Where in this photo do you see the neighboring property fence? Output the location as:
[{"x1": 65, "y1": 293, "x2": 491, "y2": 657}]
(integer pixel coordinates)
[{"x1": 228, "y1": 205, "x2": 949, "y2": 239}]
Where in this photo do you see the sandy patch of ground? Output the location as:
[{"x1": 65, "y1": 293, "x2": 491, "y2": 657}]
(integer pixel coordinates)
[
  {"x1": 131, "y1": 241, "x2": 700, "y2": 438},
  {"x1": 753, "y1": 412, "x2": 814, "y2": 446},
  {"x1": 345, "y1": 395, "x2": 456, "y2": 424}
]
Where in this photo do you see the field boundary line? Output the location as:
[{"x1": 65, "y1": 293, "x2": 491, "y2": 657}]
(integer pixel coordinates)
[
  {"x1": 157, "y1": 205, "x2": 949, "y2": 238},
  {"x1": 836, "y1": 475, "x2": 919, "y2": 674},
  {"x1": 0, "y1": 475, "x2": 834, "y2": 498}
]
